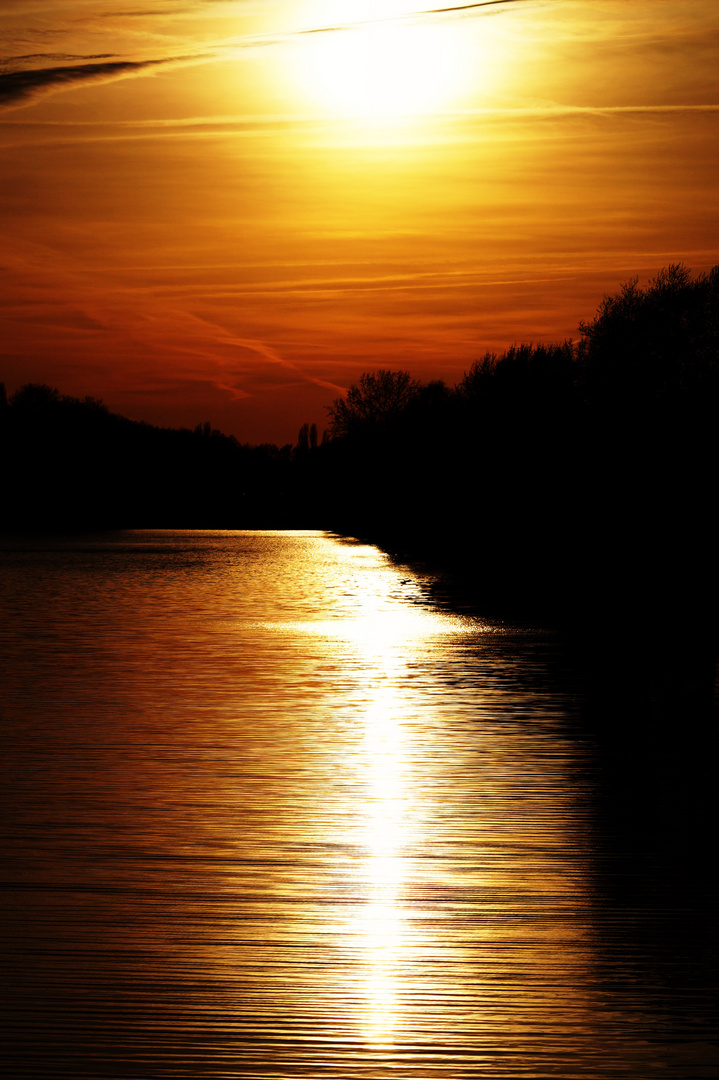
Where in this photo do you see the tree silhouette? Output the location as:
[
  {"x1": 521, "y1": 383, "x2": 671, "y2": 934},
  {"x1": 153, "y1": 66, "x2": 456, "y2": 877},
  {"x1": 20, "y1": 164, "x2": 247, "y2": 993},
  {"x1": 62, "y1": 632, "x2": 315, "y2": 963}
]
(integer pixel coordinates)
[
  {"x1": 578, "y1": 263, "x2": 719, "y2": 407},
  {"x1": 326, "y1": 369, "x2": 421, "y2": 439},
  {"x1": 571, "y1": 264, "x2": 719, "y2": 625},
  {"x1": 297, "y1": 422, "x2": 310, "y2": 454}
]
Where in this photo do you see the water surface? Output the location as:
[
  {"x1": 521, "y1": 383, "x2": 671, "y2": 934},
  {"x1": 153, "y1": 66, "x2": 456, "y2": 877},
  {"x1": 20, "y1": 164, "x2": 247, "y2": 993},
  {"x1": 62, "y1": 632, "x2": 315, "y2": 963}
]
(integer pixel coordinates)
[{"x1": 1, "y1": 530, "x2": 717, "y2": 1078}]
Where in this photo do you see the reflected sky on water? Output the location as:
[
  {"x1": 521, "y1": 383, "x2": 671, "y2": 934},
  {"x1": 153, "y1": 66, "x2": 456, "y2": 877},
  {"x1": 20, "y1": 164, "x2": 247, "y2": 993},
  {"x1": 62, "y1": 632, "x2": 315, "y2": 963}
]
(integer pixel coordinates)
[{"x1": 1, "y1": 530, "x2": 717, "y2": 1078}]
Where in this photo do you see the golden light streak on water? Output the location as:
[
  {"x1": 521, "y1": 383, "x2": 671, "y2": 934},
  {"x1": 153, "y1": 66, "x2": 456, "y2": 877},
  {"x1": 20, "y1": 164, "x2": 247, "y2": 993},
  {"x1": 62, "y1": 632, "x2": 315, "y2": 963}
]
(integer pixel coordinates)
[
  {"x1": 1, "y1": 531, "x2": 716, "y2": 1079},
  {"x1": 357, "y1": 675, "x2": 407, "y2": 1046},
  {"x1": 340, "y1": 584, "x2": 474, "y2": 1050}
]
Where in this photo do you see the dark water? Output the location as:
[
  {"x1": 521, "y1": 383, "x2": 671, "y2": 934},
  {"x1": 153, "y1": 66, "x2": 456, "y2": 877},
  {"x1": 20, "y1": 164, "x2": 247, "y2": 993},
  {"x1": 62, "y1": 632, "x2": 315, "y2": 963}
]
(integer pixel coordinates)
[{"x1": 1, "y1": 530, "x2": 717, "y2": 1079}]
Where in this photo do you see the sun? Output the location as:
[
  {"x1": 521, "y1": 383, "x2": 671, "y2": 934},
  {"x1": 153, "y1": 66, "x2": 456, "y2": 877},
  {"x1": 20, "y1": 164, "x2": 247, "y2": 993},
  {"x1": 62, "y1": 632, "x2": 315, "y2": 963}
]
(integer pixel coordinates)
[{"x1": 288, "y1": 1, "x2": 475, "y2": 120}]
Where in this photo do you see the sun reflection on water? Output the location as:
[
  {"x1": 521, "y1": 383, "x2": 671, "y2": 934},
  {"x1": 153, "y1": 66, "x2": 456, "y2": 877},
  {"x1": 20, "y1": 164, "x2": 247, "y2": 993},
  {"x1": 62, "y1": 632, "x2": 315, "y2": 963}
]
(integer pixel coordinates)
[
  {"x1": 357, "y1": 675, "x2": 408, "y2": 1046},
  {"x1": 1, "y1": 532, "x2": 641, "y2": 1077},
  {"x1": 343, "y1": 582, "x2": 461, "y2": 1048},
  {"x1": 250, "y1": 542, "x2": 482, "y2": 1048}
]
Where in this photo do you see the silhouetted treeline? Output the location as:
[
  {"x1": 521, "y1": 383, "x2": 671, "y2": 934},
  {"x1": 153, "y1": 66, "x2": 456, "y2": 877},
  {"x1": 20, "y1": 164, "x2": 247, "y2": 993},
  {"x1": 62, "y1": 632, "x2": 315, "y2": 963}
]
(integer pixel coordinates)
[
  {"x1": 314, "y1": 265, "x2": 719, "y2": 626},
  {"x1": 0, "y1": 384, "x2": 302, "y2": 529},
  {"x1": 3, "y1": 264, "x2": 717, "y2": 627}
]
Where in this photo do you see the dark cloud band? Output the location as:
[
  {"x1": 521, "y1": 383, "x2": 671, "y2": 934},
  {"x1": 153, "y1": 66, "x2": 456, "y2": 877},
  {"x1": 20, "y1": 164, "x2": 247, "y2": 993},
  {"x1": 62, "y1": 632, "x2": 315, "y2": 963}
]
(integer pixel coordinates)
[{"x1": 0, "y1": 58, "x2": 174, "y2": 108}]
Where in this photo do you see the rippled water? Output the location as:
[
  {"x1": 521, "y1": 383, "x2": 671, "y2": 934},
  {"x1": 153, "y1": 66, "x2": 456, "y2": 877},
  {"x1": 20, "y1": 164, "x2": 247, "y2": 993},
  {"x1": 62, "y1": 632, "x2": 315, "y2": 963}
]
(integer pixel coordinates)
[{"x1": 1, "y1": 530, "x2": 717, "y2": 1078}]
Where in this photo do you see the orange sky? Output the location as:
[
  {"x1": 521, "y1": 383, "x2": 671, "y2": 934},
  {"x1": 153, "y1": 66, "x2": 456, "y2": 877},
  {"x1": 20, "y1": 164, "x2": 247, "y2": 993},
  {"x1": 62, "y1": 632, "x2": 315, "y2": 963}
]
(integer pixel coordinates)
[{"x1": 2, "y1": 0, "x2": 718, "y2": 444}]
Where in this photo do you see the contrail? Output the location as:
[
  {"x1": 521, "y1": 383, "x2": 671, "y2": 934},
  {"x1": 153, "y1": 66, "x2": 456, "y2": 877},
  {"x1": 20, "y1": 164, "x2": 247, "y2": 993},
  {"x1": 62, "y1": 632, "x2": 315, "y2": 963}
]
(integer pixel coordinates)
[
  {"x1": 423, "y1": 0, "x2": 533, "y2": 15},
  {"x1": 297, "y1": 0, "x2": 534, "y2": 35}
]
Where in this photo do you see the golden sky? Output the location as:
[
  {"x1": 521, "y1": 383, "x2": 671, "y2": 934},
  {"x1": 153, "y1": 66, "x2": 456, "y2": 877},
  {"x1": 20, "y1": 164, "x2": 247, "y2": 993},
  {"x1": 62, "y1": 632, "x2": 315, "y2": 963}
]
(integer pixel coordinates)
[{"x1": 2, "y1": 0, "x2": 718, "y2": 443}]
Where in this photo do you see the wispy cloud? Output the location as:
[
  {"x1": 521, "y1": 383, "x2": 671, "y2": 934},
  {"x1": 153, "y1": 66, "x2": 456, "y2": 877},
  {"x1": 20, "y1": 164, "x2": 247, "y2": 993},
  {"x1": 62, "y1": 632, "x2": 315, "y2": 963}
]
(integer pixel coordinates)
[
  {"x1": 0, "y1": 55, "x2": 198, "y2": 109},
  {"x1": 295, "y1": 0, "x2": 534, "y2": 35},
  {"x1": 0, "y1": 53, "x2": 116, "y2": 68},
  {"x1": 422, "y1": 0, "x2": 532, "y2": 12},
  {"x1": 4, "y1": 101, "x2": 717, "y2": 148}
]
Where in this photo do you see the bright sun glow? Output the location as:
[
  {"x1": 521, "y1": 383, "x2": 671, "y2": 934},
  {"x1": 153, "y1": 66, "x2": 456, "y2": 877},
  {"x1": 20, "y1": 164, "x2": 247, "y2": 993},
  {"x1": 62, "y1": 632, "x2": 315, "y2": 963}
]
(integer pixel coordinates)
[{"x1": 290, "y1": 0, "x2": 477, "y2": 119}]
